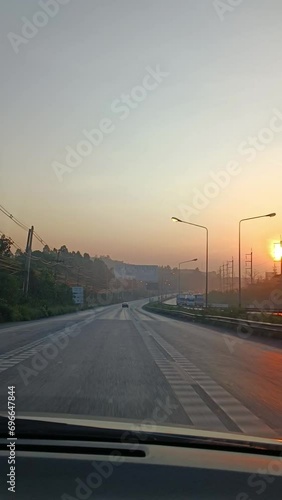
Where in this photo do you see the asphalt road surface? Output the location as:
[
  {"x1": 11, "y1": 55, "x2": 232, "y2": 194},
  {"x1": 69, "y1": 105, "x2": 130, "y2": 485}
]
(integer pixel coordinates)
[{"x1": 0, "y1": 299, "x2": 282, "y2": 438}]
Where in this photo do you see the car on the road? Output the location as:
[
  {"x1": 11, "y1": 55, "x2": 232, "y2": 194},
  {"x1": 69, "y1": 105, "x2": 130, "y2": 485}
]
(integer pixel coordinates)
[{"x1": 122, "y1": 302, "x2": 129, "y2": 308}]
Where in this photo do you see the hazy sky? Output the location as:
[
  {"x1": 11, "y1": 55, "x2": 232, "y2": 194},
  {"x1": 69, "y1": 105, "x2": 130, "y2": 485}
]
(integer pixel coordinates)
[{"x1": 1, "y1": 0, "x2": 282, "y2": 274}]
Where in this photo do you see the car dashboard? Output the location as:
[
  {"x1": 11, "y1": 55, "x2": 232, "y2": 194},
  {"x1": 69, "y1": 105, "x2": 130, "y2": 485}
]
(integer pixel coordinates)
[{"x1": 0, "y1": 435, "x2": 282, "y2": 499}]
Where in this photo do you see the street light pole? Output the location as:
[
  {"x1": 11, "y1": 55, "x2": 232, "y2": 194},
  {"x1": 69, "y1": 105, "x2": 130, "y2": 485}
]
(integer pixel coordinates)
[
  {"x1": 239, "y1": 219, "x2": 242, "y2": 308},
  {"x1": 23, "y1": 225, "x2": 34, "y2": 297},
  {"x1": 273, "y1": 240, "x2": 282, "y2": 277},
  {"x1": 238, "y1": 212, "x2": 276, "y2": 308},
  {"x1": 172, "y1": 217, "x2": 209, "y2": 308},
  {"x1": 280, "y1": 240, "x2": 282, "y2": 276},
  {"x1": 205, "y1": 227, "x2": 209, "y2": 308},
  {"x1": 178, "y1": 258, "x2": 198, "y2": 295}
]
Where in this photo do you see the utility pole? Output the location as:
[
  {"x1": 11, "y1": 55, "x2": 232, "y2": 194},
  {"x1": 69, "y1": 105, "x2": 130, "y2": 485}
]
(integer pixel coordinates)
[
  {"x1": 225, "y1": 258, "x2": 234, "y2": 292},
  {"x1": 23, "y1": 226, "x2": 34, "y2": 297},
  {"x1": 251, "y1": 251, "x2": 253, "y2": 284},
  {"x1": 231, "y1": 257, "x2": 234, "y2": 291},
  {"x1": 273, "y1": 239, "x2": 282, "y2": 277},
  {"x1": 226, "y1": 261, "x2": 230, "y2": 292},
  {"x1": 219, "y1": 266, "x2": 222, "y2": 292},
  {"x1": 245, "y1": 250, "x2": 253, "y2": 285},
  {"x1": 222, "y1": 263, "x2": 225, "y2": 292},
  {"x1": 54, "y1": 250, "x2": 61, "y2": 283},
  {"x1": 159, "y1": 267, "x2": 164, "y2": 302},
  {"x1": 280, "y1": 238, "x2": 282, "y2": 276}
]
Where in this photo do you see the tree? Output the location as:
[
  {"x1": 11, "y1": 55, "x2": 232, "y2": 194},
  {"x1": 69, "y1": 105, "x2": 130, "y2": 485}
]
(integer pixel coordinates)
[
  {"x1": 0, "y1": 235, "x2": 12, "y2": 257},
  {"x1": 59, "y1": 245, "x2": 69, "y2": 254},
  {"x1": 0, "y1": 271, "x2": 21, "y2": 305},
  {"x1": 43, "y1": 245, "x2": 50, "y2": 254}
]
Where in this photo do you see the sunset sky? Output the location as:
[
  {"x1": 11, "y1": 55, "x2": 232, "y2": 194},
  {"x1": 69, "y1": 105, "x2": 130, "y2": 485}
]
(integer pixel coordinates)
[{"x1": 1, "y1": 0, "x2": 282, "y2": 275}]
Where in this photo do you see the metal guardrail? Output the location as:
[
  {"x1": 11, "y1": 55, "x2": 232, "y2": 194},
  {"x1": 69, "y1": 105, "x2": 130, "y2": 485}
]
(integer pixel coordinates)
[{"x1": 144, "y1": 305, "x2": 282, "y2": 339}]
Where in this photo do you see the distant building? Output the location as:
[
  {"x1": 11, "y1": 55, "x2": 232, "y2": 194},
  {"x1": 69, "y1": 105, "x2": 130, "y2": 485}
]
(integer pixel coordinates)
[
  {"x1": 100, "y1": 257, "x2": 159, "y2": 284},
  {"x1": 113, "y1": 264, "x2": 158, "y2": 283}
]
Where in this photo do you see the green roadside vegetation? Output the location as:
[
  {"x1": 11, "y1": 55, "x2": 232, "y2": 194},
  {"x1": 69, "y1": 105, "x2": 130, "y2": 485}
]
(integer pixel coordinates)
[
  {"x1": 144, "y1": 301, "x2": 282, "y2": 325},
  {"x1": 0, "y1": 235, "x2": 153, "y2": 323},
  {"x1": 0, "y1": 242, "x2": 93, "y2": 322},
  {"x1": 0, "y1": 236, "x2": 134, "y2": 323}
]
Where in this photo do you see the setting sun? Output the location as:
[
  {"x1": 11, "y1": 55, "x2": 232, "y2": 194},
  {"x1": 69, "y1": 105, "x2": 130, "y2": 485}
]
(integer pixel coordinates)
[{"x1": 273, "y1": 241, "x2": 282, "y2": 261}]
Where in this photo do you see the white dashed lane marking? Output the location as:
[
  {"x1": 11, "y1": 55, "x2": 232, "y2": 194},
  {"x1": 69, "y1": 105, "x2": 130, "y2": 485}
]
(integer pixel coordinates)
[
  {"x1": 0, "y1": 317, "x2": 94, "y2": 374},
  {"x1": 131, "y1": 310, "x2": 277, "y2": 437}
]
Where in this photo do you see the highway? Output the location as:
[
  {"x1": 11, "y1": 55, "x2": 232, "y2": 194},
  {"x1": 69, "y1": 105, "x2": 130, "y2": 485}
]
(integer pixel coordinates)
[{"x1": 0, "y1": 299, "x2": 282, "y2": 438}]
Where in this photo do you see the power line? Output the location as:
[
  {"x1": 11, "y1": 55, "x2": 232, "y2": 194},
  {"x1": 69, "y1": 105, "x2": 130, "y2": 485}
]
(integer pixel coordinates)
[
  {"x1": 0, "y1": 204, "x2": 48, "y2": 248},
  {"x1": 0, "y1": 254, "x2": 21, "y2": 263},
  {"x1": 0, "y1": 205, "x2": 29, "y2": 231},
  {"x1": 0, "y1": 222, "x2": 114, "y2": 286},
  {"x1": 0, "y1": 258, "x2": 22, "y2": 274},
  {"x1": 0, "y1": 264, "x2": 21, "y2": 273},
  {"x1": 33, "y1": 231, "x2": 48, "y2": 247},
  {"x1": 0, "y1": 260, "x2": 21, "y2": 270},
  {"x1": 0, "y1": 253, "x2": 97, "y2": 281}
]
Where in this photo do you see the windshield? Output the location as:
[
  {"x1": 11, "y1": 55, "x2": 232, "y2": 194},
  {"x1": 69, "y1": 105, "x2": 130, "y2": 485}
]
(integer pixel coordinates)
[{"x1": 1, "y1": 0, "x2": 282, "y2": 450}]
